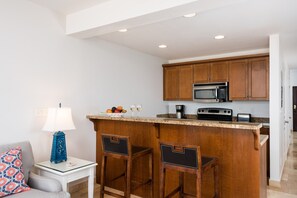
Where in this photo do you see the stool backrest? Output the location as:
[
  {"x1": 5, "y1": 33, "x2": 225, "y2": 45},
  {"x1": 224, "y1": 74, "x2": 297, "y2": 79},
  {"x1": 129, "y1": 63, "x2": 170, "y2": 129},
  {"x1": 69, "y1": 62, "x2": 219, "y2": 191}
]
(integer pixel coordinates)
[
  {"x1": 160, "y1": 142, "x2": 202, "y2": 171},
  {"x1": 101, "y1": 134, "x2": 131, "y2": 157}
]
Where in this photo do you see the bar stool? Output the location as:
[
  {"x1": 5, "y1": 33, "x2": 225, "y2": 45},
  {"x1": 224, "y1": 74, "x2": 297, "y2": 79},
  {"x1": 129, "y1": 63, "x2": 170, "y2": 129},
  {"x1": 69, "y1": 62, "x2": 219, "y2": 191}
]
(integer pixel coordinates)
[
  {"x1": 100, "y1": 133, "x2": 153, "y2": 198},
  {"x1": 159, "y1": 142, "x2": 219, "y2": 198}
]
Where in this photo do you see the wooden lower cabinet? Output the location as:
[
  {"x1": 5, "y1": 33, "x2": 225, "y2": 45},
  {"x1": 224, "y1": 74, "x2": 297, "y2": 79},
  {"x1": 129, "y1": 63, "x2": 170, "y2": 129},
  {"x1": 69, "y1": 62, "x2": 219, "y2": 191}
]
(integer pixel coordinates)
[{"x1": 90, "y1": 119, "x2": 267, "y2": 198}]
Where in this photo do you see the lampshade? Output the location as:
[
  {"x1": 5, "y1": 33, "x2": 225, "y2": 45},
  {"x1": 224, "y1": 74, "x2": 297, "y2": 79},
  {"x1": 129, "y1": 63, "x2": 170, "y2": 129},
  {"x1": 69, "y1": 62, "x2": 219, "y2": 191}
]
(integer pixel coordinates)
[{"x1": 43, "y1": 107, "x2": 75, "y2": 132}]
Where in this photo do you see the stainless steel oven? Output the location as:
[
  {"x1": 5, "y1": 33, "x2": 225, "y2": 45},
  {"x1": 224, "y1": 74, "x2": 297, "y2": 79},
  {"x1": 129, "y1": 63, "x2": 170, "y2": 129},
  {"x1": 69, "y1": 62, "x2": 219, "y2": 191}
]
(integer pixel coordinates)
[{"x1": 193, "y1": 82, "x2": 229, "y2": 102}]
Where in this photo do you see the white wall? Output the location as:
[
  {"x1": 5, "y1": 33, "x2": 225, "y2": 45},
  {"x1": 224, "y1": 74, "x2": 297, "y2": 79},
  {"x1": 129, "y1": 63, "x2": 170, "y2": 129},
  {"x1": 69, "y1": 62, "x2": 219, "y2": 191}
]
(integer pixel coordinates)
[
  {"x1": 290, "y1": 69, "x2": 297, "y2": 85},
  {"x1": 290, "y1": 69, "x2": 297, "y2": 131},
  {"x1": 269, "y1": 34, "x2": 289, "y2": 184},
  {"x1": 0, "y1": 0, "x2": 166, "y2": 162},
  {"x1": 167, "y1": 101, "x2": 269, "y2": 117}
]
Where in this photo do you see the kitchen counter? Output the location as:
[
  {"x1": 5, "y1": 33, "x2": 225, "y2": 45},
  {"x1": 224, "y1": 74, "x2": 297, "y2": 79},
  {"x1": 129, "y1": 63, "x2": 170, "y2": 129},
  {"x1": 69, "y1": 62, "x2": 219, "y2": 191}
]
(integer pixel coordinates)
[
  {"x1": 86, "y1": 115, "x2": 262, "y2": 130},
  {"x1": 260, "y1": 135, "x2": 269, "y2": 146},
  {"x1": 88, "y1": 115, "x2": 267, "y2": 198}
]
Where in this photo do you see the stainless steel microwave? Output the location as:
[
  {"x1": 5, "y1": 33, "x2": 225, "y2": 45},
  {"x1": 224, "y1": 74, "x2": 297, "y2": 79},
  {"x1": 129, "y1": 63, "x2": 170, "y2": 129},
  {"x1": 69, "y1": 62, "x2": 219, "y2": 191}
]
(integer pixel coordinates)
[{"x1": 193, "y1": 82, "x2": 229, "y2": 102}]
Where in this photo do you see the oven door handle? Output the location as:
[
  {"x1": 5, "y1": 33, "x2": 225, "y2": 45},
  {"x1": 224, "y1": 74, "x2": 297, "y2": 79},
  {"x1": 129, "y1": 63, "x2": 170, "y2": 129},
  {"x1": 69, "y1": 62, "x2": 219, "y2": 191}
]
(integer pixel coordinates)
[{"x1": 215, "y1": 89, "x2": 218, "y2": 101}]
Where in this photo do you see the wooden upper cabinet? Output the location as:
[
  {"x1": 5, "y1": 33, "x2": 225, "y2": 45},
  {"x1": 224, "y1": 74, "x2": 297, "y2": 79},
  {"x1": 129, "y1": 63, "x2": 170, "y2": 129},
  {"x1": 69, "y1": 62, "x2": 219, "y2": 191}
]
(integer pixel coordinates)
[
  {"x1": 194, "y1": 61, "x2": 228, "y2": 83},
  {"x1": 249, "y1": 57, "x2": 269, "y2": 100},
  {"x1": 163, "y1": 66, "x2": 193, "y2": 100},
  {"x1": 229, "y1": 56, "x2": 269, "y2": 101},
  {"x1": 179, "y1": 66, "x2": 193, "y2": 100},
  {"x1": 229, "y1": 59, "x2": 249, "y2": 100},
  {"x1": 193, "y1": 63, "x2": 210, "y2": 83},
  {"x1": 164, "y1": 67, "x2": 179, "y2": 100},
  {"x1": 163, "y1": 54, "x2": 269, "y2": 101},
  {"x1": 210, "y1": 61, "x2": 229, "y2": 82}
]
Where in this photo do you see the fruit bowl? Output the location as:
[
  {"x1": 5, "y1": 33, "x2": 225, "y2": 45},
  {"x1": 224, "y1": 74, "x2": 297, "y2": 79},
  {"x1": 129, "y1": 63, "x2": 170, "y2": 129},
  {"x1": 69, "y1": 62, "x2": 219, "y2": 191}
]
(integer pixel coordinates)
[{"x1": 106, "y1": 113, "x2": 125, "y2": 117}]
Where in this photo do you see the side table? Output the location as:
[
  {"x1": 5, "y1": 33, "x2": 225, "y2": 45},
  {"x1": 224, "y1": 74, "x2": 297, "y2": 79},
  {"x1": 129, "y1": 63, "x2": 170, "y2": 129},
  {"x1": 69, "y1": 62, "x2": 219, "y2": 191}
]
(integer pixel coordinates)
[{"x1": 35, "y1": 156, "x2": 97, "y2": 198}]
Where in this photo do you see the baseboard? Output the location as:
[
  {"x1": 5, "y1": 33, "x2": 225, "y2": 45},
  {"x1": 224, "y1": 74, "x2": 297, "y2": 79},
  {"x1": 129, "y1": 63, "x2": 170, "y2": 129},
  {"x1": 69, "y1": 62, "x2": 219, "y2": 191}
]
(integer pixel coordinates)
[{"x1": 269, "y1": 179, "x2": 281, "y2": 188}]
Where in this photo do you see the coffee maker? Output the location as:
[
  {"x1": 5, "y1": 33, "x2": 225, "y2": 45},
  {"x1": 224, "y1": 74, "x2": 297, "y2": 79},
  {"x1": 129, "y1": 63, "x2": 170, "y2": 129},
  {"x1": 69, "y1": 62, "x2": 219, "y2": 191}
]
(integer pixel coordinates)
[{"x1": 176, "y1": 105, "x2": 185, "y2": 119}]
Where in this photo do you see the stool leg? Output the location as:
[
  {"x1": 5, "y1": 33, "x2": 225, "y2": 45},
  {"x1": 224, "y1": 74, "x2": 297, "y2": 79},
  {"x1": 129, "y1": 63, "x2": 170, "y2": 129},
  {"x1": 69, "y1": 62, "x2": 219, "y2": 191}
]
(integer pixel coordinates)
[
  {"x1": 149, "y1": 152, "x2": 154, "y2": 198},
  {"x1": 124, "y1": 159, "x2": 127, "y2": 197},
  {"x1": 214, "y1": 165, "x2": 219, "y2": 198},
  {"x1": 196, "y1": 170, "x2": 201, "y2": 198},
  {"x1": 100, "y1": 155, "x2": 107, "y2": 198},
  {"x1": 179, "y1": 172, "x2": 184, "y2": 198},
  {"x1": 160, "y1": 164, "x2": 165, "y2": 198},
  {"x1": 126, "y1": 158, "x2": 132, "y2": 198}
]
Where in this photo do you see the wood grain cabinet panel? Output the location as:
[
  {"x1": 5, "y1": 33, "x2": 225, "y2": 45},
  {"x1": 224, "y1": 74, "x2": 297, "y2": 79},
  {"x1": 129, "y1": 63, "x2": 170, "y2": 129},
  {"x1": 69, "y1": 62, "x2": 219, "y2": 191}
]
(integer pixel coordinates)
[
  {"x1": 194, "y1": 61, "x2": 228, "y2": 83},
  {"x1": 229, "y1": 59, "x2": 249, "y2": 100},
  {"x1": 229, "y1": 57, "x2": 269, "y2": 101},
  {"x1": 179, "y1": 66, "x2": 194, "y2": 100},
  {"x1": 163, "y1": 66, "x2": 193, "y2": 100},
  {"x1": 164, "y1": 67, "x2": 179, "y2": 100},
  {"x1": 210, "y1": 61, "x2": 229, "y2": 82},
  {"x1": 193, "y1": 63, "x2": 210, "y2": 83},
  {"x1": 249, "y1": 57, "x2": 269, "y2": 100}
]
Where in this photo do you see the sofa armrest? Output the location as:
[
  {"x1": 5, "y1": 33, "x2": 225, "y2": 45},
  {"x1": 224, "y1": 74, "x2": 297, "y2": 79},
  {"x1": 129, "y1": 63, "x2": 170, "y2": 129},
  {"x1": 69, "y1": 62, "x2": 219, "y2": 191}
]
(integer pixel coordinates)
[{"x1": 27, "y1": 172, "x2": 63, "y2": 193}]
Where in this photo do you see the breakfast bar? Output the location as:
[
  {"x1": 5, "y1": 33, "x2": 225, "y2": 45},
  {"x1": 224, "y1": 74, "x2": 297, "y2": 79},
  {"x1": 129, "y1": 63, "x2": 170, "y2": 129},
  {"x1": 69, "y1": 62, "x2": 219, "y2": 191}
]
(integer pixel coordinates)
[{"x1": 87, "y1": 115, "x2": 268, "y2": 198}]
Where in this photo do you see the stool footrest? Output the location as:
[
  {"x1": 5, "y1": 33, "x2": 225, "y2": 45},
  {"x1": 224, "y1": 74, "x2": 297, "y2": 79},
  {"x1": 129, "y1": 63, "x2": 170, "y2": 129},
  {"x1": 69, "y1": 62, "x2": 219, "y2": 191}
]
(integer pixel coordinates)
[
  {"x1": 132, "y1": 179, "x2": 152, "y2": 191},
  {"x1": 165, "y1": 185, "x2": 182, "y2": 198},
  {"x1": 102, "y1": 190, "x2": 125, "y2": 198},
  {"x1": 110, "y1": 172, "x2": 125, "y2": 182}
]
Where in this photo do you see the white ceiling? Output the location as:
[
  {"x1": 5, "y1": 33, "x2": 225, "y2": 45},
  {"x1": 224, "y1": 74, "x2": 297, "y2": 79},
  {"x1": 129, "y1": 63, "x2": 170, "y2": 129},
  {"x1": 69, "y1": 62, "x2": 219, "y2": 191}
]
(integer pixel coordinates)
[
  {"x1": 28, "y1": 0, "x2": 109, "y2": 15},
  {"x1": 28, "y1": 0, "x2": 297, "y2": 67}
]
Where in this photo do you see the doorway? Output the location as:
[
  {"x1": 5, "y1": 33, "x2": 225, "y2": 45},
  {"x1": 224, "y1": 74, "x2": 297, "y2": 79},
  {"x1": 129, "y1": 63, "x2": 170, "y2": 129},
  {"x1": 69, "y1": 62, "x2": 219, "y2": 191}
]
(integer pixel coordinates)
[{"x1": 293, "y1": 86, "x2": 297, "y2": 131}]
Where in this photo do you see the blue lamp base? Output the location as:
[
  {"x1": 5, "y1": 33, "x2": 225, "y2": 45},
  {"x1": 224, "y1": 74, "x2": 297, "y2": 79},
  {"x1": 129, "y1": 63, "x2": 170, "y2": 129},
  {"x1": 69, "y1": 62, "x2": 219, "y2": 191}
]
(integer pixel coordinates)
[{"x1": 50, "y1": 131, "x2": 67, "y2": 163}]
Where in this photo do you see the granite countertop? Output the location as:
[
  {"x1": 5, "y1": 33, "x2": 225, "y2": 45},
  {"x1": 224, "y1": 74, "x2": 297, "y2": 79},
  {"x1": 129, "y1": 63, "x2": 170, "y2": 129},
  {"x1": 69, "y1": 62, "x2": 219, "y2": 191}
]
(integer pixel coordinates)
[
  {"x1": 260, "y1": 135, "x2": 269, "y2": 146},
  {"x1": 87, "y1": 115, "x2": 262, "y2": 130}
]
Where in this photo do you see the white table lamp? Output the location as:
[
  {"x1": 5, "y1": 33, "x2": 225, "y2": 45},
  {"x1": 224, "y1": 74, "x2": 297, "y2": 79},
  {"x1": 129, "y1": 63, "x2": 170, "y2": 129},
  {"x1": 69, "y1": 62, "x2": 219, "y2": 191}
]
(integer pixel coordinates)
[{"x1": 43, "y1": 104, "x2": 75, "y2": 163}]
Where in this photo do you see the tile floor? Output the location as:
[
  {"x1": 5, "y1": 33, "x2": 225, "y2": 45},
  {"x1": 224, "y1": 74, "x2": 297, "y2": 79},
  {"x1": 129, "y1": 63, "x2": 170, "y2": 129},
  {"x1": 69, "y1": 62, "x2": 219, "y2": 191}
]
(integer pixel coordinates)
[
  {"x1": 268, "y1": 132, "x2": 297, "y2": 198},
  {"x1": 71, "y1": 132, "x2": 297, "y2": 197}
]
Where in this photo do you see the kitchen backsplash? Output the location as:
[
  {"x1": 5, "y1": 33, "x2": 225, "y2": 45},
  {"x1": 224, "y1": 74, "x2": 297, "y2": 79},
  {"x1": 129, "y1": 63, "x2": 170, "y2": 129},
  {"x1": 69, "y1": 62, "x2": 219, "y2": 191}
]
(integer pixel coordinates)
[{"x1": 166, "y1": 101, "x2": 269, "y2": 118}]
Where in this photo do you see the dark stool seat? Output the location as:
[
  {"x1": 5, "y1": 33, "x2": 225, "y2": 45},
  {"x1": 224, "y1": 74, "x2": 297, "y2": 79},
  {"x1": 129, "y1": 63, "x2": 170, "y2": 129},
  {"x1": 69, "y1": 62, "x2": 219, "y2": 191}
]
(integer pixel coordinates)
[
  {"x1": 100, "y1": 134, "x2": 153, "y2": 198},
  {"x1": 160, "y1": 142, "x2": 219, "y2": 198}
]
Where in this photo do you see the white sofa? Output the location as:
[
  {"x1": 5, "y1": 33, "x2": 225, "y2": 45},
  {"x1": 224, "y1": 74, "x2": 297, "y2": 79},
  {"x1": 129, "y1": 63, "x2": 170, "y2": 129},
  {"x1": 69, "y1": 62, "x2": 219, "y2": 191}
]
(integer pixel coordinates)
[{"x1": 0, "y1": 141, "x2": 70, "y2": 198}]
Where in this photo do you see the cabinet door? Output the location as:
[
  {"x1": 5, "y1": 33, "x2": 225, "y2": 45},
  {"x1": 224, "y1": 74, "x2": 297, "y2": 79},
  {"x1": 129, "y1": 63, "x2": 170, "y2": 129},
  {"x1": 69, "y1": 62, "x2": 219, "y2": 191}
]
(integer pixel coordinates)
[
  {"x1": 229, "y1": 59, "x2": 249, "y2": 100},
  {"x1": 193, "y1": 63, "x2": 210, "y2": 83},
  {"x1": 164, "y1": 67, "x2": 179, "y2": 100},
  {"x1": 210, "y1": 61, "x2": 229, "y2": 82},
  {"x1": 249, "y1": 57, "x2": 269, "y2": 100},
  {"x1": 179, "y1": 66, "x2": 193, "y2": 100}
]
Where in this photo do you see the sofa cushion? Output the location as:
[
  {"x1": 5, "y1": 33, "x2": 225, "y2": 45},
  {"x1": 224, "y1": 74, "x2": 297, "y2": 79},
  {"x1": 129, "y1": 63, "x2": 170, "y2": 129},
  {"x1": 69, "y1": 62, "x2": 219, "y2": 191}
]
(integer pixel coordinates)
[
  {"x1": 7, "y1": 189, "x2": 70, "y2": 198},
  {"x1": 0, "y1": 147, "x2": 30, "y2": 197}
]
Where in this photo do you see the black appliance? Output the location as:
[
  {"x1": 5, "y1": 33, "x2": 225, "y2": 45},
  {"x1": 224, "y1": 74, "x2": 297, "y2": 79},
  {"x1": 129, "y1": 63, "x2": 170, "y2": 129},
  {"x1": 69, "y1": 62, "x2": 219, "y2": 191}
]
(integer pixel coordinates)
[
  {"x1": 197, "y1": 108, "x2": 233, "y2": 121},
  {"x1": 193, "y1": 82, "x2": 229, "y2": 102},
  {"x1": 176, "y1": 105, "x2": 185, "y2": 119}
]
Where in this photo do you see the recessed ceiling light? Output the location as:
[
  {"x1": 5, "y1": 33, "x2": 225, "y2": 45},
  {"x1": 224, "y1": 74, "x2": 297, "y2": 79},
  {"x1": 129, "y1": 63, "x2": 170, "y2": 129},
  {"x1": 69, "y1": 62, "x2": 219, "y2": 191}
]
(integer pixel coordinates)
[
  {"x1": 183, "y1": 13, "x2": 197, "y2": 18},
  {"x1": 215, "y1": 35, "x2": 225, "y2": 40},
  {"x1": 118, "y1": 29, "x2": 128, "y2": 33},
  {"x1": 158, "y1": 44, "x2": 167, "y2": 49}
]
